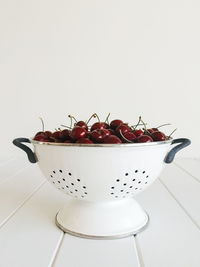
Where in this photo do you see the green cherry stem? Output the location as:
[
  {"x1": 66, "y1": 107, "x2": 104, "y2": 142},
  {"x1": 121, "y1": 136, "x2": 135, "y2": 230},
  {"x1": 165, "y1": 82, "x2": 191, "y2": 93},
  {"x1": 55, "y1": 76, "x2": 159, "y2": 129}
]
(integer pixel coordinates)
[
  {"x1": 119, "y1": 130, "x2": 132, "y2": 143},
  {"x1": 133, "y1": 116, "x2": 141, "y2": 131},
  {"x1": 60, "y1": 124, "x2": 72, "y2": 129},
  {"x1": 94, "y1": 113, "x2": 100, "y2": 122},
  {"x1": 105, "y1": 113, "x2": 110, "y2": 124},
  {"x1": 39, "y1": 117, "x2": 45, "y2": 132},
  {"x1": 86, "y1": 113, "x2": 97, "y2": 125},
  {"x1": 156, "y1": 123, "x2": 171, "y2": 129},
  {"x1": 167, "y1": 128, "x2": 177, "y2": 139}
]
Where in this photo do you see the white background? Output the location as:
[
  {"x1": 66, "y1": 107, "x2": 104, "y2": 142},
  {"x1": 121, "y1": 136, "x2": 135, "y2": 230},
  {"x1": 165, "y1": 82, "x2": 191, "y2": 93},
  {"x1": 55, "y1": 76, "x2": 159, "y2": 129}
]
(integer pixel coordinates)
[{"x1": 0, "y1": 0, "x2": 199, "y2": 160}]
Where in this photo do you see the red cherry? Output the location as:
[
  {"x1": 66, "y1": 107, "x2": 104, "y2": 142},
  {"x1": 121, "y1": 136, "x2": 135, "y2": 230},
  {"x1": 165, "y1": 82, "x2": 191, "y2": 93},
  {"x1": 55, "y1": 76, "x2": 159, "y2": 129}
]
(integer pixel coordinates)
[
  {"x1": 44, "y1": 131, "x2": 52, "y2": 138},
  {"x1": 76, "y1": 121, "x2": 88, "y2": 131},
  {"x1": 152, "y1": 128, "x2": 158, "y2": 132},
  {"x1": 70, "y1": 126, "x2": 87, "y2": 141},
  {"x1": 151, "y1": 131, "x2": 166, "y2": 141},
  {"x1": 115, "y1": 124, "x2": 131, "y2": 137},
  {"x1": 107, "y1": 129, "x2": 115, "y2": 135},
  {"x1": 132, "y1": 129, "x2": 144, "y2": 137},
  {"x1": 33, "y1": 135, "x2": 46, "y2": 141},
  {"x1": 51, "y1": 131, "x2": 60, "y2": 139},
  {"x1": 90, "y1": 129, "x2": 110, "y2": 143},
  {"x1": 76, "y1": 138, "x2": 94, "y2": 144},
  {"x1": 35, "y1": 131, "x2": 45, "y2": 137},
  {"x1": 59, "y1": 129, "x2": 70, "y2": 140},
  {"x1": 90, "y1": 122, "x2": 109, "y2": 131},
  {"x1": 110, "y1": 119, "x2": 123, "y2": 130},
  {"x1": 64, "y1": 140, "x2": 72, "y2": 143},
  {"x1": 136, "y1": 135, "x2": 153, "y2": 143},
  {"x1": 146, "y1": 129, "x2": 154, "y2": 134},
  {"x1": 103, "y1": 135, "x2": 122, "y2": 144},
  {"x1": 120, "y1": 131, "x2": 136, "y2": 143}
]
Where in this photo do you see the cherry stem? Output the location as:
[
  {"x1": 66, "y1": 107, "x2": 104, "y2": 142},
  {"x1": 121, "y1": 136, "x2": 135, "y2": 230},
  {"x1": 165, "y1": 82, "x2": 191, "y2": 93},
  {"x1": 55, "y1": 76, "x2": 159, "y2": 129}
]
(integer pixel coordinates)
[
  {"x1": 168, "y1": 128, "x2": 177, "y2": 139},
  {"x1": 119, "y1": 130, "x2": 132, "y2": 143},
  {"x1": 133, "y1": 116, "x2": 141, "y2": 130},
  {"x1": 61, "y1": 124, "x2": 72, "y2": 129},
  {"x1": 39, "y1": 117, "x2": 44, "y2": 132},
  {"x1": 105, "y1": 113, "x2": 110, "y2": 124},
  {"x1": 156, "y1": 123, "x2": 171, "y2": 129},
  {"x1": 94, "y1": 113, "x2": 100, "y2": 122},
  {"x1": 86, "y1": 113, "x2": 97, "y2": 125},
  {"x1": 140, "y1": 117, "x2": 147, "y2": 130},
  {"x1": 131, "y1": 123, "x2": 147, "y2": 129},
  {"x1": 68, "y1": 115, "x2": 77, "y2": 123}
]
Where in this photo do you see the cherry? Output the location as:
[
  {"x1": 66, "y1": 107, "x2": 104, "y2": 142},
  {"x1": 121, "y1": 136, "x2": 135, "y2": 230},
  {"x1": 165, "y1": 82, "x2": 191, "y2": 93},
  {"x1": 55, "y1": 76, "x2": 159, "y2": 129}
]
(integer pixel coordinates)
[
  {"x1": 35, "y1": 131, "x2": 45, "y2": 137},
  {"x1": 151, "y1": 131, "x2": 166, "y2": 141},
  {"x1": 76, "y1": 121, "x2": 88, "y2": 131},
  {"x1": 110, "y1": 119, "x2": 123, "y2": 130},
  {"x1": 132, "y1": 129, "x2": 144, "y2": 137},
  {"x1": 70, "y1": 126, "x2": 87, "y2": 141},
  {"x1": 59, "y1": 129, "x2": 70, "y2": 140},
  {"x1": 152, "y1": 128, "x2": 158, "y2": 132},
  {"x1": 115, "y1": 124, "x2": 131, "y2": 137},
  {"x1": 146, "y1": 129, "x2": 155, "y2": 134},
  {"x1": 120, "y1": 131, "x2": 136, "y2": 143},
  {"x1": 90, "y1": 122, "x2": 109, "y2": 132},
  {"x1": 90, "y1": 129, "x2": 110, "y2": 143},
  {"x1": 34, "y1": 135, "x2": 47, "y2": 141},
  {"x1": 51, "y1": 131, "x2": 60, "y2": 139},
  {"x1": 108, "y1": 129, "x2": 115, "y2": 135},
  {"x1": 103, "y1": 135, "x2": 122, "y2": 144},
  {"x1": 76, "y1": 138, "x2": 94, "y2": 144},
  {"x1": 136, "y1": 135, "x2": 153, "y2": 143}
]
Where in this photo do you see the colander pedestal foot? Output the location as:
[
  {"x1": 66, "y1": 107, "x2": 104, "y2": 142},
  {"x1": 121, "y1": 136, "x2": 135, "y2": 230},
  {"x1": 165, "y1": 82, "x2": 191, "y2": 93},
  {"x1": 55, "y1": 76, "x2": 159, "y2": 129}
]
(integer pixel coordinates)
[{"x1": 55, "y1": 198, "x2": 149, "y2": 239}]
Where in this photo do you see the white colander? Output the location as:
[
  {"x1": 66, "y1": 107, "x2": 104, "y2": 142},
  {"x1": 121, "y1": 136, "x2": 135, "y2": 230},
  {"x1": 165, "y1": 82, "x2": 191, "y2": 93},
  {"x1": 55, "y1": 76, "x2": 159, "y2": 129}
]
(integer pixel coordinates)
[{"x1": 13, "y1": 137, "x2": 190, "y2": 239}]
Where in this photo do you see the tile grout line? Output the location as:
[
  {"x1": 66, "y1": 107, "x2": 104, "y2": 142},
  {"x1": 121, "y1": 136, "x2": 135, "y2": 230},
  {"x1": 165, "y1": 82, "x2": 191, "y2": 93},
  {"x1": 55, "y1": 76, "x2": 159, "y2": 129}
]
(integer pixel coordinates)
[
  {"x1": 48, "y1": 232, "x2": 65, "y2": 267},
  {"x1": 133, "y1": 235, "x2": 145, "y2": 267},
  {"x1": 0, "y1": 180, "x2": 47, "y2": 230},
  {"x1": 158, "y1": 178, "x2": 200, "y2": 231},
  {"x1": 173, "y1": 162, "x2": 200, "y2": 183}
]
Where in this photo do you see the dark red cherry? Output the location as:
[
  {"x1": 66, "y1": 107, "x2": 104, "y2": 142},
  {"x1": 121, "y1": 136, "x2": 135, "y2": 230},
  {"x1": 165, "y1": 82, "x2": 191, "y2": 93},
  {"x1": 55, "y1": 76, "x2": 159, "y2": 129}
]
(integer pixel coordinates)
[
  {"x1": 70, "y1": 126, "x2": 87, "y2": 141},
  {"x1": 120, "y1": 131, "x2": 136, "y2": 143},
  {"x1": 90, "y1": 129, "x2": 110, "y2": 143},
  {"x1": 51, "y1": 131, "x2": 61, "y2": 139},
  {"x1": 132, "y1": 129, "x2": 144, "y2": 137},
  {"x1": 151, "y1": 131, "x2": 166, "y2": 141},
  {"x1": 115, "y1": 124, "x2": 131, "y2": 137},
  {"x1": 107, "y1": 129, "x2": 115, "y2": 135},
  {"x1": 33, "y1": 134, "x2": 46, "y2": 141},
  {"x1": 110, "y1": 119, "x2": 123, "y2": 130},
  {"x1": 44, "y1": 131, "x2": 52, "y2": 138},
  {"x1": 90, "y1": 122, "x2": 109, "y2": 132},
  {"x1": 76, "y1": 121, "x2": 88, "y2": 131},
  {"x1": 35, "y1": 131, "x2": 45, "y2": 137},
  {"x1": 152, "y1": 128, "x2": 158, "y2": 131},
  {"x1": 103, "y1": 135, "x2": 122, "y2": 144},
  {"x1": 76, "y1": 138, "x2": 94, "y2": 144},
  {"x1": 146, "y1": 129, "x2": 155, "y2": 134},
  {"x1": 59, "y1": 129, "x2": 70, "y2": 140},
  {"x1": 136, "y1": 135, "x2": 153, "y2": 143}
]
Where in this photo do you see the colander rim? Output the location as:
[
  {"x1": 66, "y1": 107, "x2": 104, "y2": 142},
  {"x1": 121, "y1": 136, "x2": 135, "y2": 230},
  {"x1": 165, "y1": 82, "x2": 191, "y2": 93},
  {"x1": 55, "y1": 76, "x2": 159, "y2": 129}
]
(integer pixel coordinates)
[{"x1": 30, "y1": 137, "x2": 173, "y2": 147}]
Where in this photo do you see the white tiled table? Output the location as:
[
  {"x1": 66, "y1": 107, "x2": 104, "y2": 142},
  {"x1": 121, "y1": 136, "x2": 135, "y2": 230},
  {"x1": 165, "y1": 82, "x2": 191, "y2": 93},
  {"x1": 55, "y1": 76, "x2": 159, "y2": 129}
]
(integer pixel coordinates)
[{"x1": 0, "y1": 157, "x2": 200, "y2": 267}]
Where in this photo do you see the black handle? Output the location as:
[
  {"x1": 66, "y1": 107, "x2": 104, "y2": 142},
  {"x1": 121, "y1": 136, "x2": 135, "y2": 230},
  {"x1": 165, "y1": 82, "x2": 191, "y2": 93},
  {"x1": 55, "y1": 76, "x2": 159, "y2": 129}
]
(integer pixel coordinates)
[
  {"x1": 13, "y1": 138, "x2": 38, "y2": 163},
  {"x1": 164, "y1": 138, "x2": 191, "y2": 164}
]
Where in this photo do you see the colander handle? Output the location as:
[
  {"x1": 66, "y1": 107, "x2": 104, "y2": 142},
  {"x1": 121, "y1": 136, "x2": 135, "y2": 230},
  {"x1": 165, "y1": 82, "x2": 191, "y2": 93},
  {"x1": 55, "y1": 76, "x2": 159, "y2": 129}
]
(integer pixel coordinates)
[
  {"x1": 164, "y1": 138, "x2": 191, "y2": 164},
  {"x1": 13, "y1": 138, "x2": 37, "y2": 163}
]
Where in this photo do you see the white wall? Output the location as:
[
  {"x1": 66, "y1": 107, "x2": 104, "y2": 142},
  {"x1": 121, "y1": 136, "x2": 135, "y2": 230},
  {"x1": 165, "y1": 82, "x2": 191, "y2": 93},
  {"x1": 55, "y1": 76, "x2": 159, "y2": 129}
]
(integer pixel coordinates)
[{"x1": 0, "y1": 0, "x2": 199, "y2": 160}]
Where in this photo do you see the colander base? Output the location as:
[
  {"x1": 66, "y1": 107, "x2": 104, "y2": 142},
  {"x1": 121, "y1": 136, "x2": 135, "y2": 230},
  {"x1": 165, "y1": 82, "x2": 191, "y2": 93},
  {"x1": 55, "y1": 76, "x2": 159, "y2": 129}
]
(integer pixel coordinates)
[{"x1": 55, "y1": 198, "x2": 149, "y2": 239}]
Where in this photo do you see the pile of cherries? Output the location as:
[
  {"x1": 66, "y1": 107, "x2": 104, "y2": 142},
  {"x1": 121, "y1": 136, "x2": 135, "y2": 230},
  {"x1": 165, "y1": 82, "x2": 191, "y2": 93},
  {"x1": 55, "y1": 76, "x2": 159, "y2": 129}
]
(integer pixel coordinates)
[{"x1": 33, "y1": 114, "x2": 174, "y2": 144}]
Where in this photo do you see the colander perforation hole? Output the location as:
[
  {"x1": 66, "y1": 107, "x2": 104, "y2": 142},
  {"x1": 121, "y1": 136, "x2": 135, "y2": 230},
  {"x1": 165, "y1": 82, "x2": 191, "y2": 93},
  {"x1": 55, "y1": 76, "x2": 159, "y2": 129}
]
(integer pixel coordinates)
[
  {"x1": 111, "y1": 186, "x2": 114, "y2": 189},
  {"x1": 138, "y1": 181, "x2": 141, "y2": 184},
  {"x1": 116, "y1": 179, "x2": 120, "y2": 182},
  {"x1": 143, "y1": 171, "x2": 145, "y2": 174},
  {"x1": 129, "y1": 186, "x2": 133, "y2": 188},
  {"x1": 49, "y1": 170, "x2": 88, "y2": 198},
  {"x1": 111, "y1": 192, "x2": 114, "y2": 195},
  {"x1": 146, "y1": 175, "x2": 149, "y2": 178},
  {"x1": 135, "y1": 170, "x2": 138, "y2": 173},
  {"x1": 145, "y1": 182, "x2": 148, "y2": 184},
  {"x1": 132, "y1": 179, "x2": 136, "y2": 181},
  {"x1": 126, "y1": 192, "x2": 130, "y2": 194},
  {"x1": 123, "y1": 183, "x2": 127, "y2": 186},
  {"x1": 120, "y1": 190, "x2": 124, "y2": 192},
  {"x1": 125, "y1": 173, "x2": 128, "y2": 176}
]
